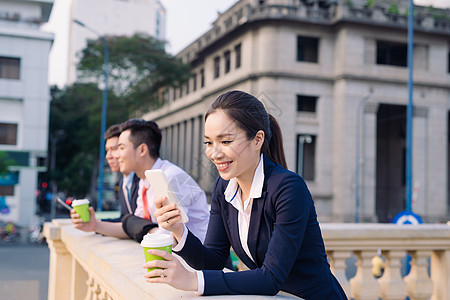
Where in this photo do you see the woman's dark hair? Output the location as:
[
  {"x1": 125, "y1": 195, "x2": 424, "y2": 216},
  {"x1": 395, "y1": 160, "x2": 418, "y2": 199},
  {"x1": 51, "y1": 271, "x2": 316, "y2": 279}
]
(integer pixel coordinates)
[
  {"x1": 205, "y1": 90, "x2": 287, "y2": 168},
  {"x1": 119, "y1": 118, "x2": 162, "y2": 159}
]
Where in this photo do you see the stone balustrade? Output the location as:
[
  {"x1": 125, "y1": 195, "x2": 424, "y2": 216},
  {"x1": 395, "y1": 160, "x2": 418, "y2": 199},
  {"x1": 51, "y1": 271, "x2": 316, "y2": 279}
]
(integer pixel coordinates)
[
  {"x1": 43, "y1": 219, "x2": 299, "y2": 300},
  {"x1": 44, "y1": 220, "x2": 450, "y2": 300},
  {"x1": 322, "y1": 223, "x2": 450, "y2": 300}
]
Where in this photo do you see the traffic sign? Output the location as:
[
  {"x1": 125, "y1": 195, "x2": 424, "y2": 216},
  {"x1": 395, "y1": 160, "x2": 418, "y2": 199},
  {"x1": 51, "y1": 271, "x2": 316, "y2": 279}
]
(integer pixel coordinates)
[{"x1": 393, "y1": 210, "x2": 423, "y2": 225}]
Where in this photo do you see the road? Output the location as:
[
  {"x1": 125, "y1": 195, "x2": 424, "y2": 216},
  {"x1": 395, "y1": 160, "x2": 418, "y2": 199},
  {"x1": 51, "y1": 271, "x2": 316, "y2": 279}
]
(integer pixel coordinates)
[{"x1": 0, "y1": 244, "x2": 49, "y2": 300}]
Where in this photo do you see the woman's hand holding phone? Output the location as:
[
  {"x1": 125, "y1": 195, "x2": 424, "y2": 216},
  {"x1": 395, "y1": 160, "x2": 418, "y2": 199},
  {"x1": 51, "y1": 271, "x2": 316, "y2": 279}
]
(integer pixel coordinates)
[{"x1": 154, "y1": 196, "x2": 185, "y2": 242}]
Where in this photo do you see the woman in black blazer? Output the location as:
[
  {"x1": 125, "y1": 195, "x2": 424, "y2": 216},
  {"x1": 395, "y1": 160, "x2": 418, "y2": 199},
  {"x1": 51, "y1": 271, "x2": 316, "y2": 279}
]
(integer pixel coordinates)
[{"x1": 145, "y1": 91, "x2": 347, "y2": 299}]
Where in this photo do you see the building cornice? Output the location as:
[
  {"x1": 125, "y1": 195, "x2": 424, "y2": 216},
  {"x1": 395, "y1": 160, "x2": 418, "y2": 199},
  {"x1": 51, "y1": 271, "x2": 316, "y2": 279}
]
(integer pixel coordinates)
[
  {"x1": 178, "y1": 1, "x2": 450, "y2": 64},
  {"x1": 147, "y1": 70, "x2": 450, "y2": 121},
  {"x1": 0, "y1": 25, "x2": 54, "y2": 41}
]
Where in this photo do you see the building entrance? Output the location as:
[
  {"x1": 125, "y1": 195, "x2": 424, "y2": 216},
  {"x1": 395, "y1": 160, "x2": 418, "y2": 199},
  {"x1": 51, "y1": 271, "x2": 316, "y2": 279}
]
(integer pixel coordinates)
[{"x1": 376, "y1": 104, "x2": 406, "y2": 223}]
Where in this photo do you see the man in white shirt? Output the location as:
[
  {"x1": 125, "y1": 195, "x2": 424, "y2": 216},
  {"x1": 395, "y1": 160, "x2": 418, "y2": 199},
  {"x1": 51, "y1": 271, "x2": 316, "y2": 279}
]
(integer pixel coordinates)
[{"x1": 71, "y1": 119, "x2": 209, "y2": 243}]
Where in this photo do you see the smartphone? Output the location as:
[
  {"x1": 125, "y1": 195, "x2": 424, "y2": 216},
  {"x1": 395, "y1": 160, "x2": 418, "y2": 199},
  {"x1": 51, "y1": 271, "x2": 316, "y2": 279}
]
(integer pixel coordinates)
[
  {"x1": 56, "y1": 196, "x2": 73, "y2": 211},
  {"x1": 144, "y1": 169, "x2": 189, "y2": 223}
]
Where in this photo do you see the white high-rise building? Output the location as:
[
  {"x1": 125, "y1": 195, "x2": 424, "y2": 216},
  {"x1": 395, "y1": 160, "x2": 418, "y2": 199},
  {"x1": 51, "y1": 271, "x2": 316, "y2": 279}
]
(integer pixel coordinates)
[
  {"x1": 67, "y1": 0, "x2": 166, "y2": 84},
  {"x1": 0, "y1": 0, "x2": 54, "y2": 227}
]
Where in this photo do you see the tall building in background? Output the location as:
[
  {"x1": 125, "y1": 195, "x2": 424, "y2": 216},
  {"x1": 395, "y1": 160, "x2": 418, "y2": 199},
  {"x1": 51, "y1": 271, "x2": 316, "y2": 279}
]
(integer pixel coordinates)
[
  {"x1": 67, "y1": 0, "x2": 166, "y2": 84},
  {"x1": 0, "y1": 0, "x2": 54, "y2": 227},
  {"x1": 144, "y1": 0, "x2": 450, "y2": 223}
]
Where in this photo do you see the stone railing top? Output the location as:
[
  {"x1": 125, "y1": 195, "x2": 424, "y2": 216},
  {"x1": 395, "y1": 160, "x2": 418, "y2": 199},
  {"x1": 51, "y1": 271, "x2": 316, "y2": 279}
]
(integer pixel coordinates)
[{"x1": 320, "y1": 223, "x2": 450, "y2": 250}]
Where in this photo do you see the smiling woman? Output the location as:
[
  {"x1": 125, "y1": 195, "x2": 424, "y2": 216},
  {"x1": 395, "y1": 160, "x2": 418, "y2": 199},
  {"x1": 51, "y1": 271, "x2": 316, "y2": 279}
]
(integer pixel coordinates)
[{"x1": 149, "y1": 90, "x2": 347, "y2": 299}]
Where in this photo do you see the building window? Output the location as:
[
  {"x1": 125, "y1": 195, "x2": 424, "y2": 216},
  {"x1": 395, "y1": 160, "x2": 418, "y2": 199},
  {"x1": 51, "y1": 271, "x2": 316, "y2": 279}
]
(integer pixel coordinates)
[
  {"x1": 0, "y1": 123, "x2": 18, "y2": 145},
  {"x1": 179, "y1": 85, "x2": 183, "y2": 98},
  {"x1": 200, "y1": 69, "x2": 205, "y2": 88},
  {"x1": 235, "y1": 43, "x2": 241, "y2": 68},
  {"x1": 296, "y1": 134, "x2": 316, "y2": 181},
  {"x1": 193, "y1": 73, "x2": 197, "y2": 91},
  {"x1": 0, "y1": 56, "x2": 20, "y2": 79},
  {"x1": 297, "y1": 36, "x2": 319, "y2": 63},
  {"x1": 162, "y1": 89, "x2": 169, "y2": 103},
  {"x1": 297, "y1": 95, "x2": 318, "y2": 112},
  {"x1": 0, "y1": 186, "x2": 14, "y2": 196},
  {"x1": 224, "y1": 50, "x2": 231, "y2": 74},
  {"x1": 376, "y1": 41, "x2": 407, "y2": 67},
  {"x1": 37, "y1": 156, "x2": 47, "y2": 167},
  {"x1": 186, "y1": 81, "x2": 190, "y2": 95},
  {"x1": 214, "y1": 56, "x2": 220, "y2": 79}
]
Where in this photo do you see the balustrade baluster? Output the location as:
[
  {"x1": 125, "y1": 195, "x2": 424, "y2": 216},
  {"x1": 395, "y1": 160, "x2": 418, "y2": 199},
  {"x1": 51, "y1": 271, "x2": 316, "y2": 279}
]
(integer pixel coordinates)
[
  {"x1": 85, "y1": 276, "x2": 95, "y2": 300},
  {"x1": 327, "y1": 250, "x2": 351, "y2": 297},
  {"x1": 404, "y1": 250, "x2": 433, "y2": 300},
  {"x1": 378, "y1": 250, "x2": 407, "y2": 300},
  {"x1": 94, "y1": 282, "x2": 102, "y2": 299},
  {"x1": 430, "y1": 250, "x2": 450, "y2": 300},
  {"x1": 350, "y1": 250, "x2": 379, "y2": 300}
]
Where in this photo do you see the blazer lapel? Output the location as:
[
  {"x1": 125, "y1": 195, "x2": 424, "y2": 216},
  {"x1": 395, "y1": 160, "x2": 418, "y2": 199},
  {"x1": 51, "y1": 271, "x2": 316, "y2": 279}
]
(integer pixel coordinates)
[
  {"x1": 247, "y1": 191, "x2": 267, "y2": 266},
  {"x1": 130, "y1": 174, "x2": 140, "y2": 212},
  {"x1": 218, "y1": 191, "x2": 257, "y2": 269},
  {"x1": 247, "y1": 155, "x2": 275, "y2": 266}
]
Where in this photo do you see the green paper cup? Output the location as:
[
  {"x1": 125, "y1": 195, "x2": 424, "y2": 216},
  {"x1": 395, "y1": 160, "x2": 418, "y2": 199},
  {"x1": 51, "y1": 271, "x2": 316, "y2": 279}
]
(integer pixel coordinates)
[
  {"x1": 141, "y1": 233, "x2": 173, "y2": 273},
  {"x1": 71, "y1": 199, "x2": 90, "y2": 223}
]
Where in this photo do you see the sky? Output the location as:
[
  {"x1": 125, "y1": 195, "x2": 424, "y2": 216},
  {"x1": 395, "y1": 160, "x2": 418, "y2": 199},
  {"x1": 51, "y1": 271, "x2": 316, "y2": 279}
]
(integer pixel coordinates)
[
  {"x1": 42, "y1": 0, "x2": 236, "y2": 87},
  {"x1": 42, "y1": 0, "x2": 449, "y2": 88}
]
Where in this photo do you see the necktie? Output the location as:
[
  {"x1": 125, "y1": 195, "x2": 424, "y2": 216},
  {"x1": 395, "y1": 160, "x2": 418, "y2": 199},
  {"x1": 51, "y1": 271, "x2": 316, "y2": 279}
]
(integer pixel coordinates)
[
  {"x1": 126, "y1": 185, "x2": 131, "y2": 206},
  {"x1": 142, "y1": 185, "x2": 151, "y2": 220}
]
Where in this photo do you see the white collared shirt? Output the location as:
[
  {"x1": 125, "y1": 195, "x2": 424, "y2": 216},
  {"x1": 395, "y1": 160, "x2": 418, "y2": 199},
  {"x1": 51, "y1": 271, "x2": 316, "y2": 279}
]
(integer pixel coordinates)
[
  {"x1": 223, "y1": 154, "x2": 264, "y2": 262},
  {"x1": 174, "y1": 154, "x2": 265, "y2": 295},
  {"x1": 134, "y1": 158, "x2": 210, "y2": 243}
]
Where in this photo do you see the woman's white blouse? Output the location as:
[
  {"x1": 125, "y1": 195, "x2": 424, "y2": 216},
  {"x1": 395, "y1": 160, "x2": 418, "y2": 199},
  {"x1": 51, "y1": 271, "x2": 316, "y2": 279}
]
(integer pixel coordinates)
[{"x1": 174, "y1": 154, "x2": 265, "y2": 295}]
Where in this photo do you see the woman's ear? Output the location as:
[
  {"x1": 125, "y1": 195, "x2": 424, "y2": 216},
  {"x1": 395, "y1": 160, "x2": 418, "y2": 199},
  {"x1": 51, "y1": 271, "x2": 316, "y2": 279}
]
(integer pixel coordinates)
[{"x1": 254, "y1": 130, "x2": 265, "y2": 150}]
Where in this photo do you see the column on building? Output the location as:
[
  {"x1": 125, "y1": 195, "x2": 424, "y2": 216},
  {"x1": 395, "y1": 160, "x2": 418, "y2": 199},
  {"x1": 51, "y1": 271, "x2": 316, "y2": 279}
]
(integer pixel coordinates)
[
  {"x1": 331, "y1": 80, "x2": 355, "y2": 222},
  {"x1": 361, "y1": 103, "x2": 378, "y2": 222},
  {"x1": 423, "y1": 104, "x2": 448, "y2": 221},
  {"x1": 412, "y1": 106, "x2": 427, "y2": 217}
]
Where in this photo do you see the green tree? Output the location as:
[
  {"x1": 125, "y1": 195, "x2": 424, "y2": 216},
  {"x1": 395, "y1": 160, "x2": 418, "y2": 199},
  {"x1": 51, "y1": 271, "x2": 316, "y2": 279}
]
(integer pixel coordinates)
[
  {"x1": 47, "y1": 34, "x2": 189, "y2": 200},
  {"x1": 48, "y1": 83, "x2": 127, "y2": 199},
  {"x1": 0, "y1": 151, "x2": 15, "y2": 176},
  {"x1": 77, "y1": 33, "x2": 191, "y2": 114}
]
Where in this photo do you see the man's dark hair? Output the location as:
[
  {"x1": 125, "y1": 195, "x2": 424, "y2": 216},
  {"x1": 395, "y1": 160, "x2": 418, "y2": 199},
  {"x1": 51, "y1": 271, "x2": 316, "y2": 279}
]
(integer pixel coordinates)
[
  {"x1": 104, "y1": 124, "x2": 121, "y2": 140},
  {"x1": 119, "y1": 119, "x2": 162, "y2": 158}
]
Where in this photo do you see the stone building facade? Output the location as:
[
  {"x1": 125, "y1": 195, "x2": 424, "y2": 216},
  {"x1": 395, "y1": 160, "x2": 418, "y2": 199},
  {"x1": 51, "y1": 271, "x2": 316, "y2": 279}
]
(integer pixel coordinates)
[
  {"x1": 143, "y1": 0, "x2": 450, "y2": 223},
  {"x1": 0, "y1": 0, "x2": 54, "y2": 226}
]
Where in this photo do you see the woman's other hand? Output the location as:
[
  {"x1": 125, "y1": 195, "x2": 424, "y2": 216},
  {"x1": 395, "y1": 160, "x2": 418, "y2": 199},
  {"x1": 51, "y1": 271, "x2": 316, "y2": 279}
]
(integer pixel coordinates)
[{"x1": 143, "y1": 249, "x2": 198, "y2": 292}]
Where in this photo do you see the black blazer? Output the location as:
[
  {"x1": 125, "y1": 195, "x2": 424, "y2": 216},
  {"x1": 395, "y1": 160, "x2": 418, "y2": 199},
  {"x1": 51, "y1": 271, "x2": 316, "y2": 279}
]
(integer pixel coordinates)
[
  {"x1": 118, "y1": 172, "x2": 140, "y2": 218},
  {"x1": 175, "y1": 155, "x2": 346, "y2": 299}
]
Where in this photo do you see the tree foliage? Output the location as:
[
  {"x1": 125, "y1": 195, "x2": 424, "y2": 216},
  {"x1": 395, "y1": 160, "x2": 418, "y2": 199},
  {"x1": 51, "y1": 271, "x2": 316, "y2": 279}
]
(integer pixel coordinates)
[
  {"x1": 77, "y1": 33, "x2": 191, "y2": 114},
  {"x1": 47, "y1": 34, "x2": 189, "y2": 200},
  {"x1": 0, "y1": 151, "x2": 15, "y2": 176},
  {"x1": 48, "y1": 83, "x2": 124, "y2": 198}
]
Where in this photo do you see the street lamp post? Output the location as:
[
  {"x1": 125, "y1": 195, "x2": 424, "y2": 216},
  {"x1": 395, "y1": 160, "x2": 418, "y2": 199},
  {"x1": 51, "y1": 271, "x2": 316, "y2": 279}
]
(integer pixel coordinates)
[
  {"x1": 73, "y1": 19, "x2": 109, "y2": 211},
  {"x1": 405, "y1": 0, "x2": 414, "y2": 213}
]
